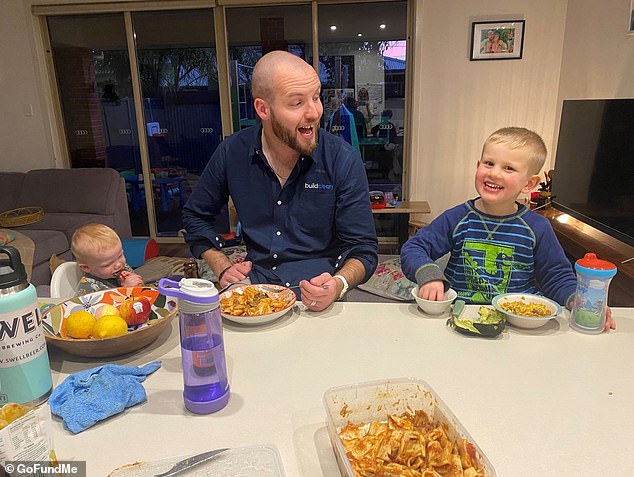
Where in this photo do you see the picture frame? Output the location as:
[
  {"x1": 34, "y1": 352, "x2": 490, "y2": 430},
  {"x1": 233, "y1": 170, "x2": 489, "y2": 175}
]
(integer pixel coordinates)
[
  {"x1": 470, "y1": 20, "x2": 525, "y2": 61},
  {"x1": 629, "y1": 0, "x2": 634, "y2": 33}
]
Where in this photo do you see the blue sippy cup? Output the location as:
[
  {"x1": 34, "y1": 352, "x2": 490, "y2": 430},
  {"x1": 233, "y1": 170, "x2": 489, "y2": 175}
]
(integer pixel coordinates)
[{"x1": 570, "y1": 253, "x2": 617, "y2": 334}]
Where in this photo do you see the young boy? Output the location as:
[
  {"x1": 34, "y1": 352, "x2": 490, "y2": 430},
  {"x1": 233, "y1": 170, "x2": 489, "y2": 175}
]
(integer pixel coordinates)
[
  {"x1": 400, "y1": 127, "x2": 615, "y2": 331},
  {"x1": 71, "y1": 223, "x2": 143, "y2": 295}
]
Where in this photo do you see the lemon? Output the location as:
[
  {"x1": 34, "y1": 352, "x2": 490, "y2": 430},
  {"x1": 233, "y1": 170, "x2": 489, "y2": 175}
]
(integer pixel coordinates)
[
  {"x1": 92, "y1": 315, "x2": 128, "y2": 339},
  {"x1": 66, "y1": 311, "x2": 96, "y2": 339}
]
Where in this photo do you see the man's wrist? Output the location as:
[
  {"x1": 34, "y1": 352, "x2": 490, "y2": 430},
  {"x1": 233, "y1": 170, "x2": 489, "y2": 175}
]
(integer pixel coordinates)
[
  {"x1": 333, "y1": 274, "x2": 349, "y2": 299},
  {"x1": 217, "y1": 265, "x2": 232, "y2": 282}
]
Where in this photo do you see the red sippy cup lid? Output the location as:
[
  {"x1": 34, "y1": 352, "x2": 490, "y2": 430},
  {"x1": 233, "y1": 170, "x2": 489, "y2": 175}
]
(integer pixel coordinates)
[{"x1": 576, "y1": 253, "x2": 616, "y2": 270}]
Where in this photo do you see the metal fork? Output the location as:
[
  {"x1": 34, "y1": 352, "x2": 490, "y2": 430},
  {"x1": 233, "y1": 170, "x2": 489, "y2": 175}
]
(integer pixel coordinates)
[{"x1": 260, "y1": 284, "x2": 329, "y2": 293}]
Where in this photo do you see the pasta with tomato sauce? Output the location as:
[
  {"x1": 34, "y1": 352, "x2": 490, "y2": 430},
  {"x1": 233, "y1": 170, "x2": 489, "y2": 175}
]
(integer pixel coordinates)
[
  {"x1": 338, "y1": 410, "x2": 485, "y2": 477},
  {"x1": 220, "y1": 286, "x2": 289, "y2": 316}
]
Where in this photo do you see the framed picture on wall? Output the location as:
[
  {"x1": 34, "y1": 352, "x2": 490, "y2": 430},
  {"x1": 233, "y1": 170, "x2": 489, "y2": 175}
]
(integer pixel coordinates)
[
  {"x1": 629, "y1": 0, "x2": 634, "y2": 33},
  {"x1": 470, "y1": 20, "x2": 525, "y2": 60}
]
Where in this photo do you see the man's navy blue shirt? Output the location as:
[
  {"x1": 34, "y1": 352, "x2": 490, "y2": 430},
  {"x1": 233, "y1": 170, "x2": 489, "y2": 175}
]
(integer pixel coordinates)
[{"x1": 182, "y1": 125, "x2": 378, "y2": 288}]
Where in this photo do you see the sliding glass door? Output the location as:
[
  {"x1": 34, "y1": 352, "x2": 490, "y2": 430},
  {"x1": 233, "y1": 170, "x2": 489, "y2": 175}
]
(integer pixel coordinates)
[
  {"x1": 132, "y1": 10, "x2": 222, "y2": 237},
  {"x1": 43, "y1": 1, "x2": 409, "y2": 242},
  {"x1": 48, "y1": 13, "x2": 149, "y2": 236}
]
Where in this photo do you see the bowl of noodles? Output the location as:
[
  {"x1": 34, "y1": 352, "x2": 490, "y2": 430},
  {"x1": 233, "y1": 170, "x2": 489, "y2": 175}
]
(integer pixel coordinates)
[
  {"x1": 492, "y1": 293, "x2": 561, "y2": 329},
  {"x1": 219, "y1": 284, "x2": 297, "y2": 325}
]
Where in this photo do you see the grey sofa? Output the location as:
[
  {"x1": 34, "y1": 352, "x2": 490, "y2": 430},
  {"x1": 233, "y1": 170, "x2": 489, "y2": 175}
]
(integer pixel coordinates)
[{"x1": 0, "y1": 168, "x2": 131, "y2": 286}]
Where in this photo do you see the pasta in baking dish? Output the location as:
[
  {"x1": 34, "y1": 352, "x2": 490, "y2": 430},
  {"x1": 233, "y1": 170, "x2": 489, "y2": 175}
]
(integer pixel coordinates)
[
  {"x1": 338, "y1": 410, "x2": 485, "y2": 477},
  {"x1": 220, "y1": 286, "x2": 288, "y2": 316}
]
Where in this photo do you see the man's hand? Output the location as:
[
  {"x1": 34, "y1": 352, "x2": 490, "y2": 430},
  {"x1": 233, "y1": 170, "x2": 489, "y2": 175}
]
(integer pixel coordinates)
[
  {"x1": 300, "y1": 273, "x2": 338, "y2": 311},
  {"x1": 418, "y1": 280, "x2": 445, "y2": 301},
  {"x1": 218, "y1": 261, "x2": 252, "y2": 288}
]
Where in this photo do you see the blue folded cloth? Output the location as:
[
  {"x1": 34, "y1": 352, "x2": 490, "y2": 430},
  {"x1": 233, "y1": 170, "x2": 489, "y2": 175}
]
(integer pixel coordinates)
[{"x1": 49, "y1": 361, "x2": 161, "y2": 434}]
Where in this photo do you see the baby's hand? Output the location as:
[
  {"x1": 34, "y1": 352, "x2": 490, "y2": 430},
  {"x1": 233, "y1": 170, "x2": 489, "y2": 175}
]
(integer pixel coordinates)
[
  {"x1": 418, "y1": 280, "x2": 445, "y2": 301},
  {"x1": 119, "y1": 271, "x2": 143, "y2": 287}
]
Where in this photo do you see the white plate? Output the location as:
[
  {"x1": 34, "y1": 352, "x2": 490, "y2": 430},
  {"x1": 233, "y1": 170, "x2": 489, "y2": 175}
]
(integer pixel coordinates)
[{"x1": 220, "y1": 284, "x2": 297, "y2": 325}]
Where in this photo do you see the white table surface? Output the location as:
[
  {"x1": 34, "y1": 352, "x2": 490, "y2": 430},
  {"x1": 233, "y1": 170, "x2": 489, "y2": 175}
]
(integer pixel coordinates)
[{"x1": 47, "y1": 302, "x2": 634, "y2": 476}]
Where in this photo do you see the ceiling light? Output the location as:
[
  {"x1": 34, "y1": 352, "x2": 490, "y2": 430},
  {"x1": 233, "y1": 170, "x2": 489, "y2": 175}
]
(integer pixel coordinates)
[
  {"x1": 330, "y1": 25, "x2": 337, "y2": 31},
  {"x1": 357, "y1": 33, "x2": 363, "y2": 37},
  {"x1": 379, "y1": 24, "x2": 387, "y2": 30}
]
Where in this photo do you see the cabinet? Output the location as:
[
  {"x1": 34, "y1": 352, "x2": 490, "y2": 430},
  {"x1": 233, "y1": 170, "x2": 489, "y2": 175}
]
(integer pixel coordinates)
[{"x1": 538, "y1": 207, "x2": 634, "y2": 306}]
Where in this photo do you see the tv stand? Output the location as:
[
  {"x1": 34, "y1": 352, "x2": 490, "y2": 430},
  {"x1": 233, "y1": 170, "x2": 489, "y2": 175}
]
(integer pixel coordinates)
[{"x1": 538, "y1": 207, "x2": 634, "y2": 306}]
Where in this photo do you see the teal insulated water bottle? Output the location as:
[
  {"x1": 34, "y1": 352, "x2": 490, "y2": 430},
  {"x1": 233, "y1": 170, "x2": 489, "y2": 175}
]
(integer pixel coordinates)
[{"x1": 0, "y1": 246, "x2": 53, "y2": 405}]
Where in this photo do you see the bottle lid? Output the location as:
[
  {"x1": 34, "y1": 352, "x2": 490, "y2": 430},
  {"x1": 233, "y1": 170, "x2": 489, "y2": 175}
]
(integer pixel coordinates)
[
  {"x1": 575, "y1": 253, "x2": 617, "y2": 278},
  {"x1": 158, "y1": 277, "x2": 219, "y2": 304},
  {"x1": 0, "y1": 246, "x2": 27, "y2": 289}
]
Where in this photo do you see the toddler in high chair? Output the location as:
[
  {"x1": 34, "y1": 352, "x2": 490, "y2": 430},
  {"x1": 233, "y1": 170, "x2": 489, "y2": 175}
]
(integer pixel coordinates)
[{"x1": 71, "y1": 223, "x2": 143, "y2": 295}]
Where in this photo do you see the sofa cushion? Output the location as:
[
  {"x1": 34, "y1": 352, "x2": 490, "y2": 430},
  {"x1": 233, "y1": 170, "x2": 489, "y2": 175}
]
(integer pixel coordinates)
[
  {"x1": 358, "y1": 256, "x2": 416, "y2": 301},
  {"x1": 0, "y1": 172, "x2": 24, "y2": 212},
  {"x1": 18, "y1": 229, "x2": 70, "y2": 268},
  {"x1": 16, "y1": 213, "x2": 113, "y2": 243},
  {"x1": 16, "y1": 168, "x2": 122, "y2": 215}
]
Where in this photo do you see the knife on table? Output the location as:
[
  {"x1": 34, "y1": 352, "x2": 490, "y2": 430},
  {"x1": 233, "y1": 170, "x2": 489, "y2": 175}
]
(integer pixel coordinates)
[{"x1": 153, "y1": 448, "x2": 230, "y2": 477}]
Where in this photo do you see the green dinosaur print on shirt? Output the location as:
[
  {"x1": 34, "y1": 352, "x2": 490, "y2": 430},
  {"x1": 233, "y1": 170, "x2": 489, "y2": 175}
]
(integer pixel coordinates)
[{"x1": 462, "y1": 240, "x2": 514, "y2": 303}]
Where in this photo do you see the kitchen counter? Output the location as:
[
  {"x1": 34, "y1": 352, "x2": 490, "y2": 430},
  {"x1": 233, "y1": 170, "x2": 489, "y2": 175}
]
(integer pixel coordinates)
[{"x1": 47, "y1": 302, "x2": 634, "y2": 476}]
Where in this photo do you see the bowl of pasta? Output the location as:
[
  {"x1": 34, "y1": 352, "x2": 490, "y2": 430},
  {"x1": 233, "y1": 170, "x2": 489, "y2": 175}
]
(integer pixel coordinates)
[
  {"x1": 492, "y1": 293, "x2": 561, "y2": 329},
  {"x1": 219, "y1": 284, "x2": 297, "y2": 325}
]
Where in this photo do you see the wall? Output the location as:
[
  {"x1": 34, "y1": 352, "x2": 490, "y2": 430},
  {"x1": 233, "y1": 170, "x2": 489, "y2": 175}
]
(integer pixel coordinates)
[
  {"x1": 408, "y1": 0, "x2": 567, "y2": 220},
  {"x1": 0, "y1": 0, "x2": 57, "y2": 171}
]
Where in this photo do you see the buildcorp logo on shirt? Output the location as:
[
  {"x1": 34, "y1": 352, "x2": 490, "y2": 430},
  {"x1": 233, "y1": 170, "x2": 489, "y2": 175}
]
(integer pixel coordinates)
[{"x1": 305, "y1": 182, "x2": 334, "y2": 190}]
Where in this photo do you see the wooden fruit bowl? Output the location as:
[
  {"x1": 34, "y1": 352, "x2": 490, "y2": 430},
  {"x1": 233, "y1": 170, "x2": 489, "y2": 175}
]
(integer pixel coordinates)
[{"x1": 42, "y1": 287, "x2": 177, "y2": 358}]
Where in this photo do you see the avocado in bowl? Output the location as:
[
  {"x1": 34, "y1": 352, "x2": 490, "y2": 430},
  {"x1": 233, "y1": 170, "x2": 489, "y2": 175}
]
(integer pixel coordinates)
[{"x1": 447, "y1": 301, "x2": 506, "y2": 338}]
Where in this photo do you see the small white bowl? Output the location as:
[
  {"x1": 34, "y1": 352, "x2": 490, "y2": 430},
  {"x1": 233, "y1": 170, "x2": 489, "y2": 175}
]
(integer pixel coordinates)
[
  {"x1": 492, "y1": 293, "x2": 561, "y2": 329},
  {"x1": 411, "y1": 287, "x2": 458, "y2": 315}
]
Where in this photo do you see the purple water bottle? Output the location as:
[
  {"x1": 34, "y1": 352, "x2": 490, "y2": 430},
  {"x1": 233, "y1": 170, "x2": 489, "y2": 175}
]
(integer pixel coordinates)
[{"x1": 158, "y1": 277, "x2": 230, "y2": 414}]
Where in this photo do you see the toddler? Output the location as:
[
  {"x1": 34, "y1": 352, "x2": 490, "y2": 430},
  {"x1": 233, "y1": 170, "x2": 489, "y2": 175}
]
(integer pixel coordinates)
[
  {"x1": 71, "y1": 223, "x2": 143, "y2": 295},
  {"x1": 400, "y1": 127, "x2": 615, "y2": 331}
]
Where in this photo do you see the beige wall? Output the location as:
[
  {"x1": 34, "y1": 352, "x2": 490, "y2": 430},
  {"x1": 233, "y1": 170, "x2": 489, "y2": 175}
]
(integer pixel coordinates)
[
  {"x1": 408, "y1": 0, "x2": 567, "y2": 220},
  {"x1": 2, "y1": 0, "x2": 633, "y2": 223},
  {"x1": 0, "y1": 0, "x2": 58, "y2": 171}
]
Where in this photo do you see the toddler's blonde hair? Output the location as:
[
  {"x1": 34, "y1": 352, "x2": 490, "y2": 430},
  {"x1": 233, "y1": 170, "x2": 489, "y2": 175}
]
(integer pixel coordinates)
[
  {"x1": 483, "y1": 127, "x2": 547, "y2": 175},
  {"x1": 71, "y1": 223, "x2": 121, "y2": 264}
]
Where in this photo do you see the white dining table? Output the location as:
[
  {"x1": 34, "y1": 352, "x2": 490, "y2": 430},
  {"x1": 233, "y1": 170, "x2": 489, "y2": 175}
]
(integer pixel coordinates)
[{"x1": 47, "y1": 302, "x2": 634, "y2": 476}]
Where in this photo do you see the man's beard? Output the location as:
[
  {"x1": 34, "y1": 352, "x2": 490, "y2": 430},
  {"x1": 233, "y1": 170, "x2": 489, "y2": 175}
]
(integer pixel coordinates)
[{"x1": 270, "y1": 111, "x2": 318, "y2": 156}]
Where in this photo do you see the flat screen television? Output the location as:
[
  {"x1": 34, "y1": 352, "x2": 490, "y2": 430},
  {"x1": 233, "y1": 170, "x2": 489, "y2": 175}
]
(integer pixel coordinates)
[{"x1": 551, "y1": 98, "x2": 634, "y2": 247}]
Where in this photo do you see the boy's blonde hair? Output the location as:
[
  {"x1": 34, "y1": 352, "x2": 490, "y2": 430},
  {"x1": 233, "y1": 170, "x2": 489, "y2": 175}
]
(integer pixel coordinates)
[
  {"x1": 71, "y1": 223, "x2": 121, "y2": 264},
  {"x1": 483, "y1": 127, "x2": 547, "y2": 175}
]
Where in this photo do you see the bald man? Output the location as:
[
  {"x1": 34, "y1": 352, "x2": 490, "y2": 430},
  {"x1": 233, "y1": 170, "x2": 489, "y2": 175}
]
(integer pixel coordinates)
[{"x1": 183, "y1": 51, "x2": 377, "y2": 312}]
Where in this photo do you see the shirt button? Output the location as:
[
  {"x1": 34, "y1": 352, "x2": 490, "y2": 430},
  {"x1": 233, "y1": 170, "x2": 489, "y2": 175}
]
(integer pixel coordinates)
[
  {"x1": 215, "y1": 236, "x2": 220, "y2": 241},
  {"x1": 277, "y1": 200, "x2": 282, "y2": 205},
  {"x1": 335, "y1": 263, "x2": 339, "y2": 267},
  {"x1": 285, "y1": 282, "x2": 290, "y2": 287},
  {"x1": 338, "y1": 255, "x2": 342, "y2": 260},
  {"x1": 273, "y1": 254, "x2": 278, "y2": 259},
  {"x1": 276, "y1": 231, "x2": 281, "y2": 236},
  {"x1": 272, "y1": 266, "x2": 277, "y2": 270}
]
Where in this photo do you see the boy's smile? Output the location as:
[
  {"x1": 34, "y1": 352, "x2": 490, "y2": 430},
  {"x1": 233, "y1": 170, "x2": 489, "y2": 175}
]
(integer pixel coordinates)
[{"x1": 475, "y1": 141, "x2": 540, "y2": 215}]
